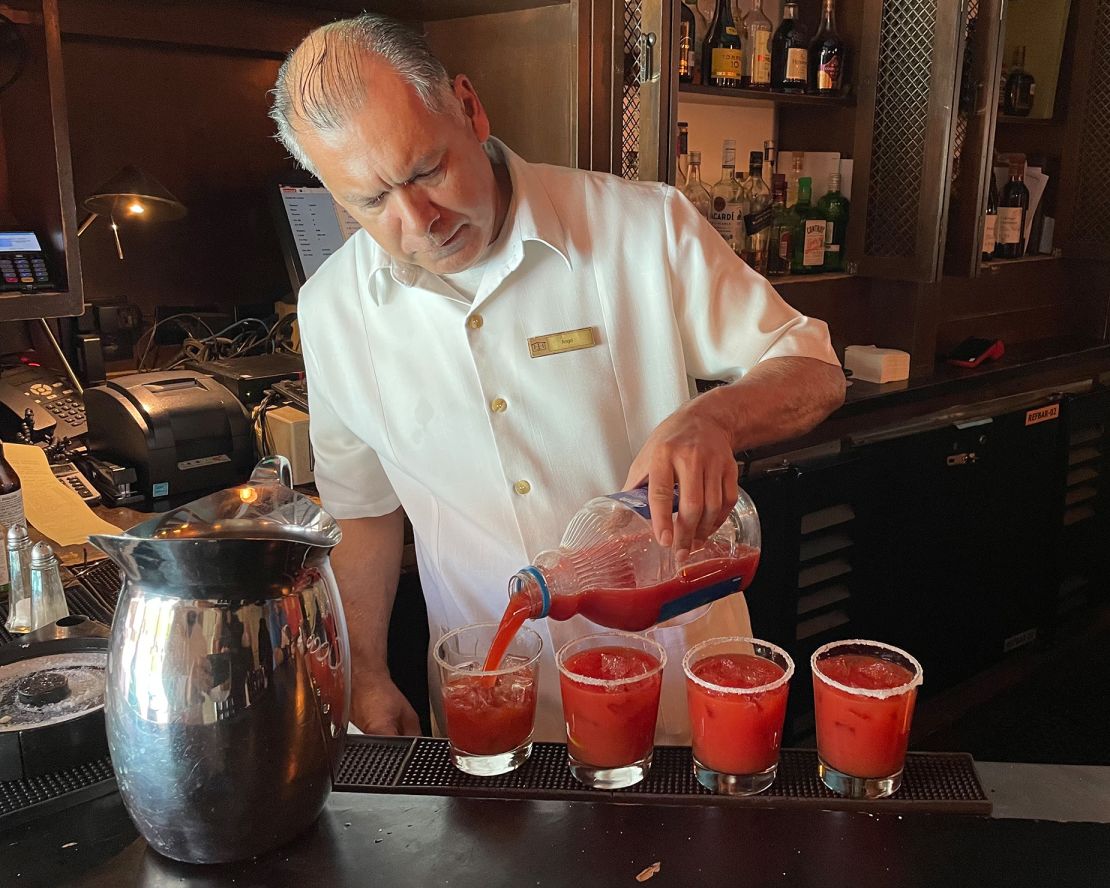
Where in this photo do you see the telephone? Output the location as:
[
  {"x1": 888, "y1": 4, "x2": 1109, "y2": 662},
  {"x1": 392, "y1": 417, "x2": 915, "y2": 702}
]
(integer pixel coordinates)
[{"x1": 0, "y1": 364, "x2": 87, "y2": 441}]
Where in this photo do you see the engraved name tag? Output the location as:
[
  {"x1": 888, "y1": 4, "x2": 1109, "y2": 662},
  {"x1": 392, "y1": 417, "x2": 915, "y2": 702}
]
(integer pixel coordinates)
[{"x1": 527, "y1": 326, "x2": 597, "y2": 358}]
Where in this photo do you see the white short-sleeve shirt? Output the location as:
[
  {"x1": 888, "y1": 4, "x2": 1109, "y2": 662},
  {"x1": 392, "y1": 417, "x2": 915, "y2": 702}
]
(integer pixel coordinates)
[{"x1": 298, "y1": 138, "x2": 840, "y2": 742}]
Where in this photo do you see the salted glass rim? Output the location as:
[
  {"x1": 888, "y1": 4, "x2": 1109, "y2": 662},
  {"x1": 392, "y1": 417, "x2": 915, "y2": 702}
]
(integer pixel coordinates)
[
  {"x1": 433, "y1": 621, "x2": 543, "y2": 677},
  {"x1": 810, "y1": 638, "x2": 924, "y2": 699},
  {"x1": 682, "y1": 635, "x2": 795, "y2": 696},
  {"x1": 556, "y1": 631, "x2": 667, "y2": 688}
]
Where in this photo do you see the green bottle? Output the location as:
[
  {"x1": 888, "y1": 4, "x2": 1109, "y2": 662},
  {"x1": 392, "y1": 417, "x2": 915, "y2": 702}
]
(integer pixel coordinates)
[
  {"x1": 816, "y1": 172, "x2": 850, "y2": 271},
  {"x1": 791, "y1": 177, "x2": 827, "y2": 274}
]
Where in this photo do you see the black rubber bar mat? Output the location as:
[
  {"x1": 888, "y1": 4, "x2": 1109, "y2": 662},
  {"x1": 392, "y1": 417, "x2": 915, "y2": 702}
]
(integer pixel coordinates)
[
  {"x1": 335, "y1": 736, "x2": 993, "y2": 815},
  {"x1": 0, "y1": 757, "x2": 116, "y2": 831}
]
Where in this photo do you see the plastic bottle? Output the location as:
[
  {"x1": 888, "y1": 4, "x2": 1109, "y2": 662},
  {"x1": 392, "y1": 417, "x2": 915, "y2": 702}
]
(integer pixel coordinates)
[{"x1": 509, "y1": 486, "x2": 761, "y2": 632}]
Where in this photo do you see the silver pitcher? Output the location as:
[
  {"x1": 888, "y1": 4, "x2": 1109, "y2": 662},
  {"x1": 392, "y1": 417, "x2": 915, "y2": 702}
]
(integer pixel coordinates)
[{"x1": 89, "y1": 456, "x2": 350, "y2": 864}]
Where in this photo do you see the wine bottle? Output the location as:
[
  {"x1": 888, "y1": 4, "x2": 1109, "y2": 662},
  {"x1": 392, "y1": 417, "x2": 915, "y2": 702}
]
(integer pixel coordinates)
[
  {"x1": 703, "y1": 0, "x2": 743, "y2": 89},
  {"x1": 772, "y1": 2, "x2": 808, "y2": 93},
  {"x1": 767, "y1": 174, "x2": 796, "y2": 277},
  {"x1": 982, "y1": 173, "x2": 998, "y2": 263},
  {"x1": 679, "y1": 3, "x2": 697, "y2": 84},
  {"x1": 809, "y1": 0, "x2": 845, "y2": 96},
  {"x1": 995, "y1": 157, "x2": 1029, "y2": 259},
  {"x1": 745, "y1": 0, "x2": 774, "y2": 90}
]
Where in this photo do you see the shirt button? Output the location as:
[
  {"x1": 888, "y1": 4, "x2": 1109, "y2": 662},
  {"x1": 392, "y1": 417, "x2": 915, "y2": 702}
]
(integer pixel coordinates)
[
  {"x1": 490, "y1": 397, "x2": 508, "y2": 413},
  {"x1": 513, "y1": 480, "x2": 531, "y2": 495},
  {"x1": 467, "y1": 314, "x2": 484, "y2": 330}
]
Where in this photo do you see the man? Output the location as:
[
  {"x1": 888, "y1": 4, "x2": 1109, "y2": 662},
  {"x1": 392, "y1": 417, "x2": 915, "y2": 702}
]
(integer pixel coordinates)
[{"x1": 270, "y1": 13, "x2": 845, "y2": 742}]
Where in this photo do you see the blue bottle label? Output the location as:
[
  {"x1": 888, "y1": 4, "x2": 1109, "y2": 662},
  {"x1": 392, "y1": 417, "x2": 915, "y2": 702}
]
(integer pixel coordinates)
[
  {"x1": 605, "y1": 486, "x2": 679, "y2": 520},
  {"x1": 656, "y1": 576, "x2": 744, "y2": 623}
]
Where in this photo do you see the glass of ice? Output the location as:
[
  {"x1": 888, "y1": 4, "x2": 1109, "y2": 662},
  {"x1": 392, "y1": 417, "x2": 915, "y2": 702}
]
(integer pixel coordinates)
[
  {"x1": 556, "y1": 632, "x2": 665, "y2": 789},
  {"x1": 811, "y1": 639, "x2": 924, "y2": 799},
  {"x1": 683, "y1": 636, "x2": 794, "y2": 795},
  {"x1": 434, "y1": 622, "x2": 542, "y2": 776}
]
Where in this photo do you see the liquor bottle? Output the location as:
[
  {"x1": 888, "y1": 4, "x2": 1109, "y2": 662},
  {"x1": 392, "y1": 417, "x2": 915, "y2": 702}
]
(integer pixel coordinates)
[
  {"x1": 742, "y1": 151, "x2": 772, "y2": 274},
  {"x1": 679, "y1": 3, "x2": 697, "y2": 83},
  {"x1": 682, "y1": 150, "x2": 713, "y2": 220},
  {"x1": 785, "y1": 151, "x2": 805, "y2": 207},
  {"x1": 995, "y1": 157, "x2": 1029, "y2": 259},
  {"x1": 710, "y1": 139, "x2": 744, "y2": 252},
  {"x1": 1003, "y1": 46, "x2": 1035, "y2": 117},
  {"x1": 772, "y1": 2, "x2": 808, "y2": 93},
  {"x1": 703, "y1": 0, "x2": 743, "y2": 89},
  {"x1": 791, "y1": 177, "x2": 827, "y2": 273},
  {"x1": 767, "y1": 174, "x2": 796, "y2": 276},
  {"x1": 0, "y1": 442, "x2": 25, "y2": 533},
  {"x1": 809, "y1": 0, "x2": 845, "y2": 95},
  {"x1": 982, "y1": 172, "x2": 998, "y2": 262},
  {"x1": 816, "y1": 172, "x2": 850, "y2": 271},
  {"x1": 503, "y1": 486, "x2": 762, "y2": 633},
  {"x1": 744, "y1": 0, "x2": 774, "y2": 90},
  {"x1": 676, "y1": 121, "x2": 690, "y2": 186},
  {"x1": 763, "y1": 138, "x2": 776, "y2": 175}
]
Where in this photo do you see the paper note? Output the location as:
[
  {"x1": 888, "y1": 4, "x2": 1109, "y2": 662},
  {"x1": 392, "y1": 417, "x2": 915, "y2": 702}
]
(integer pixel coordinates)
[{"x1": 2, "y1": 443, "x2": 121, "y2": 547}]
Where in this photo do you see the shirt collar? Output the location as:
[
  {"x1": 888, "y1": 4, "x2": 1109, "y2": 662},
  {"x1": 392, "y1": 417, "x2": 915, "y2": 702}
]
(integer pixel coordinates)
[{"x1": 365, "y1": 136, "x2": 571, "y2": 294}]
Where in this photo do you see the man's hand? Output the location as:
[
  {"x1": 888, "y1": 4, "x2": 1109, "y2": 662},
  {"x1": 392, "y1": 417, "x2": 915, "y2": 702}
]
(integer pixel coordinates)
[
  {"x1": 350, "y1": 669, "x2": 421, "y2": 736},
  {"x1": 624, "y1": 397, "x2": 739, "y2": 562}
]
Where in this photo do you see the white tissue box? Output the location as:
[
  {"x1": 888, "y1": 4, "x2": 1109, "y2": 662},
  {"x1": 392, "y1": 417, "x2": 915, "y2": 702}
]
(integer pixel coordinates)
[{"x1": 844, "y1": 345, "x2": 911, "y2": 384}]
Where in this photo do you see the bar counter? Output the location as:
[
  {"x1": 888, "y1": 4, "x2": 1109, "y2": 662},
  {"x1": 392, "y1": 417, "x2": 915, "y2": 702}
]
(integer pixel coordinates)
[{"x1": 4, "y1": 758, "x2": 1109, "y2": 888}]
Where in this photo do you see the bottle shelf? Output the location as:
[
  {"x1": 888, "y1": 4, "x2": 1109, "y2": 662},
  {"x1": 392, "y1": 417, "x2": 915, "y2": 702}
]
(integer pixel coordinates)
[
  {"x1": 981, "y1": 254, "x2": 1062, "y2": 268},
  {"x1": 996, "y1": 115, "x2": 1059, "y2": 126},
  {"x1": 770, "y1": 271, "x2": 856, "y2": 286},
  {"x1": 679, "y1": 83, "x2": 854, "y2": 108}
]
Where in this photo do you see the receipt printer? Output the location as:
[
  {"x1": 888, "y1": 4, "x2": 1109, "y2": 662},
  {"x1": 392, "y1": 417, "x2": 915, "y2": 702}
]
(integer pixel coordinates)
[{"x1": 85, "y1": 371, "x2": 252, "y2": 502}]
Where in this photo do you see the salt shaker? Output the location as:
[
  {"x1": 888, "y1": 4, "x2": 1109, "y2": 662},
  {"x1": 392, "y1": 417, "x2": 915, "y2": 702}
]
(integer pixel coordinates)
[
  {"x1": 28, "y1": 541, "x2": 68, "y2": 630},
  {"x1": 29, "y1": 541, "x2": 68, "y2": 631},
  {"x1": 4, "y1": 524, "x2": 33, "y2": 634}
]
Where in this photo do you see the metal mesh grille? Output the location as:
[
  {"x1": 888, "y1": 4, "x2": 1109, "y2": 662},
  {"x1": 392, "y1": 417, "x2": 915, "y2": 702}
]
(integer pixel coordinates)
[
  {"x1": 1072, "y1": 0, "x2": 1110, "y2": 248},
  {"x1": 950, "y1": 0, "x2": 979, "y2": 192},
  {"x1": 864, "y1": 0, "x2": 938, "y2": 258},
  {"x1": 621, "y1": 0, "x2": 643, "y2": 180}
]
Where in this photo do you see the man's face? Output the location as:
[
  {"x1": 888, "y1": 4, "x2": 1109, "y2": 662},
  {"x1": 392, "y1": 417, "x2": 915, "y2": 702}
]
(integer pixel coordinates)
[{"x1": 298, "y1": 63, "x2": 502, "y2": 275}]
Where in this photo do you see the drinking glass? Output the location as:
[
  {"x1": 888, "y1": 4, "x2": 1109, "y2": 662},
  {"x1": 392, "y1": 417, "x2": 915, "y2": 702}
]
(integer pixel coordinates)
[
  {"x1": 434, "y1": 622, "x2": 542, "y2": 776},
  {"x1": 683, "y1": 636, "x2": 793, "y2": 795},
  {"x1": 556, "y1": 632, "x2": 666, "y2": 789},
  {"x1": 811, "y1": 639, "x2": 924, "y2": 799}
]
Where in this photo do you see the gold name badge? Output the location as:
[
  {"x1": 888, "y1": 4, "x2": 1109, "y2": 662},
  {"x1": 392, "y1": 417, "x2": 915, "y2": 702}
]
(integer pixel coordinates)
[{"x1": 527, "y1": 326, "x2": 597, "y2": 358}]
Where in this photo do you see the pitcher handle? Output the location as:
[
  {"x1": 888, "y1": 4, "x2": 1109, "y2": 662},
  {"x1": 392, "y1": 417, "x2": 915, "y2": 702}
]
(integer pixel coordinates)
[{"x1": 250, "y1": 455, "x2": 293, "y2": 489}]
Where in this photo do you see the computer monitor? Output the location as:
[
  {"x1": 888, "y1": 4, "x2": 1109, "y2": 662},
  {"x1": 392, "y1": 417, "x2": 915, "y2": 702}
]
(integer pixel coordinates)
[{"x1": 272, "y1": 175, "x2": 361, "y2": 296}]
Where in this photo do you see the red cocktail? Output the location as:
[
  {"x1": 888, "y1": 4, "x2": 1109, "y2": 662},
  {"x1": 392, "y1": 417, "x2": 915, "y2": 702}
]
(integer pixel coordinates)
[
  {"x1": 556, "y1": 633, "x2": 665, "y2": 789},
  {"x1": 434, "y1": 623, "x2": 543, "y2": 776},
  {"x1": 683, "y1": 637, "x2": 793, "y2": 795},
  {"x1": 811, "y1": 639, "x2": 923, "y2": 798}
]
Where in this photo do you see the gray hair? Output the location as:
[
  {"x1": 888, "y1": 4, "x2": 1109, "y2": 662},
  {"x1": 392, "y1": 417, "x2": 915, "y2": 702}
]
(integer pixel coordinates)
[{"x1": 269, "y1": 13, "x2": 457, "y2": 173}]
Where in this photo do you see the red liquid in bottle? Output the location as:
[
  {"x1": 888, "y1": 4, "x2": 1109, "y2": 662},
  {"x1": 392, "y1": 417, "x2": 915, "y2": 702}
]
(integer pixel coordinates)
[
  {"x1": 558, "y1": 646, "x2": 663, "y2": 768},
  {"x1": 547, "y1": 547, "x2": 761, "y2": 631},
  {"x1": 813, "y1": 654, "x2": 918, "y2": 778},
  {"x1": 686, "y1": 653, "x2": 789, "y2": 774}
]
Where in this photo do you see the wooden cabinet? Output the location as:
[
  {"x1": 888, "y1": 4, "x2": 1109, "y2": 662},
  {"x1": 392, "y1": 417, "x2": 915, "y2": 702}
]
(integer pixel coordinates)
[{"x1": 0, "y1": 0, "x2": 82, "y2": 321}]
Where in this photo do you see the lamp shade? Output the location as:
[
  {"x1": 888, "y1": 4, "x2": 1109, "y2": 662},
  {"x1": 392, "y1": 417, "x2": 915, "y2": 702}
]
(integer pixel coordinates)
[{"x1": 82, "y1": 165, "x2": 186, "y2": 222}]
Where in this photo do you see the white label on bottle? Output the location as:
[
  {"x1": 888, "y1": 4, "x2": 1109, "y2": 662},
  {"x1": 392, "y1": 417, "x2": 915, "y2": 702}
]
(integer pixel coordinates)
[
  {"x1": 778, "y1": 230, "x2": 792, "y2": 260},
  {"x1": 0, "y1": 489, "x2": 24, "y2": 531},
  {"x1": 982, "y1": 213, "x2": 998, "y2": 253},
  {"x1": 997, "y1": 206, "x2": 1022, "y2": 244},
  {"x1": 1029, "y1": 82, "x2": 1036, "y2": 95},
  {"x1": 803, "y1": 220, "x2": 827, "y2": 265},
  {"x1": 786, "y1": 48, "x2": 808, "y2": 81},
  {"x1": 752, "y1": 31, "x2": 771, "y2": 84}
]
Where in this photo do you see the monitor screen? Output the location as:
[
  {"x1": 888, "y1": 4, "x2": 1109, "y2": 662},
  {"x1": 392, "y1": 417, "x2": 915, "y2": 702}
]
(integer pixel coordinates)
[
  {"x1": 0, "y1": 231, "x2": 43, "y2": 252},
  {"x1": 276, "y1": 184, "x2": 360, "y2": 293}
]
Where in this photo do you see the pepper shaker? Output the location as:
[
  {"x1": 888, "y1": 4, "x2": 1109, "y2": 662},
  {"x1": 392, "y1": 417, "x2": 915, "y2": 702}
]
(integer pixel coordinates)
[
  {"x1": 4, "y1": 524, "x2": 34, "y2": 634},
  {"x1": 29, "y1": 541, "x2": 69, "y2": 631}
]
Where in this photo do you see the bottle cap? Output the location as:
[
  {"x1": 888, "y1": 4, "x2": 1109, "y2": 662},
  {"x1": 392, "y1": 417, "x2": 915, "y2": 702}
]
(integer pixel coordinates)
[
  {"x1": 750, "y1": 151, "x2": 763, "y2": 165},
  {"x1": 723, "y1": 138, "x2": 736, "y2": 149},
  {"x1": 689, "y1": 150, "x2": 702, "y2": 163},
  {"x1": 1009, "y1": 155, "x2": 1026, "y2": 175},
  {"x1": 829, "y1": 172, "x2": 841, "y2": 191}
]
